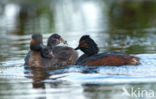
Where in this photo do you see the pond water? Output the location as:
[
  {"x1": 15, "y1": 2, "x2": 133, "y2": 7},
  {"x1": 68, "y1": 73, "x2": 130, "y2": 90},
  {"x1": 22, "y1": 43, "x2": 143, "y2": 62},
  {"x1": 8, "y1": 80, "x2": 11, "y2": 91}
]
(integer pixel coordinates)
[{"x1": 0, "y1": 0, "x2": 156, "y2": 99}]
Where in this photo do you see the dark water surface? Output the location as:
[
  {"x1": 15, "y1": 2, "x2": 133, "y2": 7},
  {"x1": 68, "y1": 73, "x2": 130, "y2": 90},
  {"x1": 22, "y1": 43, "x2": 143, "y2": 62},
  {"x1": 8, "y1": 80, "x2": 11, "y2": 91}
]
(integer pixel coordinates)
[{"x1": 0, "y1": 0, "x2": 156, "y2": 99}]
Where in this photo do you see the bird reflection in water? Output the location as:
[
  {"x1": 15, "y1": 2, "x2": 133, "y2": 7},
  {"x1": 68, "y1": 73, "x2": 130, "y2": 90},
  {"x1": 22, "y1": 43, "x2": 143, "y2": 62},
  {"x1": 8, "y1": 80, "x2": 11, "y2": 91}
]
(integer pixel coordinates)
[{"x1": 24, "y1": 66, "x2": 66, "y2": 89}]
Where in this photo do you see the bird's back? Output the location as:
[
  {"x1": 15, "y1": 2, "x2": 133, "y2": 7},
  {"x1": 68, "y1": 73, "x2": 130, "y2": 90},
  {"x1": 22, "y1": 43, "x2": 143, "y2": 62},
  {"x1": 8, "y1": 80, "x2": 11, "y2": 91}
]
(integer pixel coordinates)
[
  {"x1": 52, "y1": 46, "x2": 78, "y2": 65},
  {"x1": 76, "y1": 52, "x2": 140, "y2": 66}
]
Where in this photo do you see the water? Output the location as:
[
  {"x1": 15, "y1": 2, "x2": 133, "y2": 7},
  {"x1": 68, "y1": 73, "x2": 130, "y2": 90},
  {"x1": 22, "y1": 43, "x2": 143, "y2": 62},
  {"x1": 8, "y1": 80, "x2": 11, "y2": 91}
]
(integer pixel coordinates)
[{"x1": 0, "y1": 0, "x2": 156, "y2": 99}]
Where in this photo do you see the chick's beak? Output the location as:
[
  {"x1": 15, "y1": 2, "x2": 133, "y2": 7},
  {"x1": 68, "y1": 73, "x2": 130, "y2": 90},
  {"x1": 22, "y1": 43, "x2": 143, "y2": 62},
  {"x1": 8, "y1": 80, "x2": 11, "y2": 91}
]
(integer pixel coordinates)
[
  {"x1": 48, "y1": 52, "x2": 55, "y2": 58},
  {"x1": 59, "y1": 37, "x2": 68, "y2": 45}
]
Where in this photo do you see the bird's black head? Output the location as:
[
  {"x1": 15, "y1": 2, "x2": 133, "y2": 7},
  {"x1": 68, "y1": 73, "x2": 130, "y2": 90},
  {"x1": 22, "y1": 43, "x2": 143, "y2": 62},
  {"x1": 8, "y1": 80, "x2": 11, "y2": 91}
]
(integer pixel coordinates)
[
  {"x1": 30, "y1": 34, "x2": 44, "y2": 51},
  {"x1": 75, "y1": 35, "x2": 99, "y2": 56},
  {"x1": 47, "y1": 33, "x2": 66, "y2": 49},
  {"x1": 40, "y1": 47, "x2": 54, "y2": 59}
]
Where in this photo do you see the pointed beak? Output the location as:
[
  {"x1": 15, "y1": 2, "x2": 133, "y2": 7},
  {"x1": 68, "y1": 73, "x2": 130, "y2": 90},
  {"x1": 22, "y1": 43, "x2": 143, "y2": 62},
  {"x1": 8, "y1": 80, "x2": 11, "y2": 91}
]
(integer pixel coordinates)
[
  {"x1": 75, "y1": 46, "x2": 80, "y2": 50},
  {"x1": 59, "y1": 37, "x2": 68, "y2": 45},
  {"x1": 48, "y1": 53, "x2": 54, "y2": 58},
  {"x1": 48, "y1": 51, "x2": 55, "y2": 58}
]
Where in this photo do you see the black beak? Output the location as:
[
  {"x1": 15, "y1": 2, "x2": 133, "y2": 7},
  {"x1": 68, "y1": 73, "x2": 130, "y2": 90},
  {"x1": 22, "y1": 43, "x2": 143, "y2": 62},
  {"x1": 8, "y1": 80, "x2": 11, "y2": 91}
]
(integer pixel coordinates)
[{"x1": 75, "y1": 46, "x2": 80, "y2": 50}]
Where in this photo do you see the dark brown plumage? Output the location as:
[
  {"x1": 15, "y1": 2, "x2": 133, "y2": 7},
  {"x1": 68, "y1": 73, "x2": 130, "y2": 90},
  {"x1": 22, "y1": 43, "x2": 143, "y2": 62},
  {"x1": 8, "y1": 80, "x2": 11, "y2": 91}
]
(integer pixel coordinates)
[
  {"x1": 25, "y1": 33, "x2": 78, "y2": 67},
  {"x1": 75, "y1": 35, "x2": 141, "y2": 66},
  {"x1": 47, "y1": 34, "x2": 78, "y2": 66}
]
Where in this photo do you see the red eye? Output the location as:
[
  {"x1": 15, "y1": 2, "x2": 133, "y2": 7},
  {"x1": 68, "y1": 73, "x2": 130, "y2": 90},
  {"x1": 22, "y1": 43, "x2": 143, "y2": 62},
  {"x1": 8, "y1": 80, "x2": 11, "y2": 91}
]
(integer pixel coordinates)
[
  {"x1": 32, "y1": 41, "x2": 37, "y2": 44},
  {"x1": 31, "y1": 39, "x2": 37, "y2": 45}
]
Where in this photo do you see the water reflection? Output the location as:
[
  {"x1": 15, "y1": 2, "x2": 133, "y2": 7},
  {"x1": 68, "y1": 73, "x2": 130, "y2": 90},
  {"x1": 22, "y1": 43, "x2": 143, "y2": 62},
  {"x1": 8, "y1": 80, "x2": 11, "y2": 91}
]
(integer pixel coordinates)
[
  {"x1": 25, "y1": 66, "x2": 66, "y2": 89},
  {"x1": 31, "y1": 68, "x2": 50, "y2": 89}
]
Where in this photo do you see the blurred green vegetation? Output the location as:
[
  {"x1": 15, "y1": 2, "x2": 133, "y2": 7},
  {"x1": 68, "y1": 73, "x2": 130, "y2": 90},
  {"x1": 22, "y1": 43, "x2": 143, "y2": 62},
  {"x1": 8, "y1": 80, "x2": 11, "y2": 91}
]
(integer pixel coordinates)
[{"x1": 108, "y1": 0, "x2": 156, "y2": 32}]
